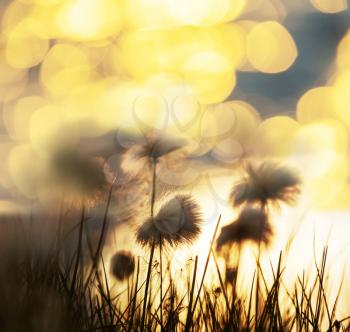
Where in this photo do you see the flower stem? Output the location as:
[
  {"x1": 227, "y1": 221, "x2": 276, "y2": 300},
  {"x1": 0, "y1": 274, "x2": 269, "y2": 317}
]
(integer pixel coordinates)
[
  {"x1": 70, "y1": 204, "x2": 85, "y2": 297},
  {"x1": 191, "y1": 215, "x2": 221, "y2": 322},
  {"x1": 150, "y1": 159, "x2": 157, "y2": 217},
  {"x1": 159, "y1": 234, "x2": 163, "y2": 331},
  {"x1": 255, "y1": 201, "x2": 268, "y2": 329},
  {"x1": 140, "y1": 241, "x2": 155, "y2": 332},
  {"x1": 141, "y1": 159, "x2": 158, "y2": 332},
  {"x1": 184, "y1": 256, "x2": 199, "y2": 332}
]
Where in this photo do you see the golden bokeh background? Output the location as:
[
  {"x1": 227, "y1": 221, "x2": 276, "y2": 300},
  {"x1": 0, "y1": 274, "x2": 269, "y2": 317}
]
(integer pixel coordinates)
[{"x1": 1, "y1": 0, "x2": 350, "y2": 322}]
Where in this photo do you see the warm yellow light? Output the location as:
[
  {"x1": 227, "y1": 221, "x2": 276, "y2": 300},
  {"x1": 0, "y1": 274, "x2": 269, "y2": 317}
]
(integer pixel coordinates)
[
  {"x1": 0, "y1": 50, "x2": 28, "y2": 103},
  {"x1": 310, "y1": 0, "x2": 348, "y2": 13},
  {"x1": 121, "y1": 0, "x2": 175, "y2": 29},
  {"x1": 94, "y1": 79, "x2": 144, "y2": 132},
  {"x1": 298, "y1": 120, "x2": 348, "y2": 155},
  {"x1": 3, "y1": 96, "x2": 48, "y2": 141},
  {"x1": 169, "y1": 0, "x2": 246, "y2": 26},
  {"x1": 330, "y1": 183, "x2": 350, "y2": 209},
  {"x1": 333, "y1": 69, "x2": 350, "y2": 125},
  {"x1": 0, "y1": 139, "x2": 15, "y2": 190},
  {"x1": 191, "y1": 23, "x2": 246, "y2": 68},
  {"x1": 170, "y1": 94, "x2": 202, "y2": 133},
  {"x1": 30, "y1": 4, "x2": 67, "y2": 39},
  {"x1": 0, "y1": 46, "x2": 28, "y2": 103},
  {"x1": 40, "y1": 43, "x2": 92, "y2": 95},
  {"x1": 118, "y1": 29, "x2": 167, "y2": 77},
  {"x1": 197, "y1": 100, "x2": 260, "y2": 162},
  {"x1": 336, "y1": 29, "x2": 350, "y2": 70},
  {"x1": 8, "y1": 144, "x2": 44, "y2": 198},
  {"x1": 200, "y1": 102, "x2": 239, "y2": 141},
  {"x1": 296, "y1": 87, "x2": 337, "y2": 124},
  {"x1": 5, "y1": 18, "x2": 49, "y2": 68},
  {"x1": 60, "y1": 78, "x2": 136, "y2": 136},
  {"x1": 119, "y1": 25, "x2": 241, "y2": 104},
  {"x1": 94, "y1": 75, "x2": 198, "y2": 135},
  {"x1": 185, "y1": 51, "x2": 233, "y2": 75},
  {"x1": 118, "y1": 23, "x2": 245, "y2": 104},
  {"x1": 306, "y1": 156, "x2": 348, "y2": 209},
  {"x1": 235, "y1": 20, "x2": 259, "y2": 72},
  {"x1": 58, "y1": 0, "x2": 122, "y2": 41},
  {"x1": 0, "y1": 200, "x2": 24, "y2": 216},
  {"x1": 0, "y1": 53, "x2": 26, "y2": 84},
  {"x1": 290, "y1": 120, "x2": 348, "y2": 180},
  {"x1": 287, "y1": 119, "x2": 349, "y2": 211},
  {"x1": 246, "y1": 21, "x2": 298, "y2": 73},
  {"x1": 121, "y1": 0, "x2": 246, "y2": 29},
  {"x1": 222, "y1": 0, "x2": 248, "y2": 22},
  {"x1": 223, "y1": 100, "x2": 261, "y2": 152},
  {"x1": 131, "y1": 93, "x2": 169, "y2": 131},
  {"x1": 256, "y1": 116, "x2": 300, "y2": 156},
  {"x1": 19, "y1": 0, "x2": 64, "y2": 4},
  {"x1": 218, "y1": 24, "x2": 246, "y2": 68},
  {"x1": 1, "y1": 1, "x2": 31, "y2": 35},
  {"x1": 184, "y1": 51, "x2": 236, "y2": 104},
  {"x1": 30, "y1": 105, "x2": 79, "y2": 154},
  {"x1": 244, "y1": 0, "x2": 287, "y2": 21}
]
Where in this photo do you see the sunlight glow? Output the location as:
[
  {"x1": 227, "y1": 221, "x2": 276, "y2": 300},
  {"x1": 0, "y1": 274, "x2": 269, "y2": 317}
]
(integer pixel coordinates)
[
  {"x1": 58, "y1": 0, "x2": 122, "y2": 41},
  {"x1": 337, "y1": 29, "x2": 350, "y2": 70},
  {"x1": 1, "y1": 1, "x2": 350, "y2": 329},
  {"x1": 169, "y1": 0, "x2": 247, "y2": 26},
  {"x1": 40, "y1": 43, "x2": 92, "y2": 95},
  {"x1": 256, "y1": 116, "x2": 300, "y2": 157},
  {"x1": 297, "y1": 87, "x2": 338, "y2": 123},
  {"x1": 5, "y1": 18, "x2": 49, "y2": 68},
  {"x1": 310, "y1": 0, "x2": 348, "y2": 13},
  {"x1": 246, "y1": 21, "x2": 298, "y2": 73}
]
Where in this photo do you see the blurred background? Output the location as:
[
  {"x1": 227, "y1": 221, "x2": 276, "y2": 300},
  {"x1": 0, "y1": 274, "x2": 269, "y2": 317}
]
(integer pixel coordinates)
[
  {"x1": 0, "y1": 0, "x2": 350, "y2": 207},
  {"x1": 234, "y1": 1, "x2": 350, "y2": 117},
  {"x1": 1, "y1": 0, "x2": 350, "y2": 318}
]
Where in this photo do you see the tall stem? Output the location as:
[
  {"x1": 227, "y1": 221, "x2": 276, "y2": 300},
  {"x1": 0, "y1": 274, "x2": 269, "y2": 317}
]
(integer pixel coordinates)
[
  {"x1": 229, "y1": 244, "x2": 241, "y2": 326},
  {"x1": 159, "y1": 234, "x2": 163, "y2": 330},
  {"x1": 55, "y1": 194, "x2": 64, "y2": 254},
  {"x1": 83, "y1": 185, "x2": 114, "y2": 291},
  {"x1": 140, "y1": 242, "x2": 155, "y2": 332},
  {"x1": 70, "y1": 204, "x2": 85, "y2": 297},
  {"x1": 184, "y1": 256, "x2": 199, "y2": 332},
  {"x1": 150, "y1": 159, "x2": 157, "y2": 217},
  {"x1": 255, "y1": 242, "x2": 261, "y2": 330},
  {"x1": 191, "y1": 216, "x2": 221, "y2": 323},
  {"x1": 141, "y1": 159, "x2": 157, "y2": 332},
  {"x1": 255, "y1": 201, "x2": 268, "y2": 330}
]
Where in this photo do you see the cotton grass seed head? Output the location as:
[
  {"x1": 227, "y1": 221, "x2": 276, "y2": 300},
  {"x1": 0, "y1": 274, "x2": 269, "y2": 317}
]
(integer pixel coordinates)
[
  {"x1": 110, "y1": 250, "x2": 135, "y2": 281},
  {"x1": 216, "y1": 206, "x2": 273, "y2": 249},
  {"x1": 139, "y1": 135, "x2": 186, "y2": 159},
  {"x1": 230, "y1": 161, "x2": 301, "y2": 208},
  {"x1": 133, "y1": 132, "x2": 187, "y2": 162},
  {"x1": 136, "y1": 195, "x2": 202, "y2": 248},
  {"x1": 50, "y1": 149, "x2": 109, "y2": 206}
]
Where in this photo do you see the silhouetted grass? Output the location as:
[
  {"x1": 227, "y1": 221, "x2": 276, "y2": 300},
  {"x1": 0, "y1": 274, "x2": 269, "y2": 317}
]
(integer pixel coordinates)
[
  {"x1": 1, "y1": 207, "x2": 349, "y2": 332},
  {"x1": 0, "y1": 156, "x2": 349, "y2": 331}
]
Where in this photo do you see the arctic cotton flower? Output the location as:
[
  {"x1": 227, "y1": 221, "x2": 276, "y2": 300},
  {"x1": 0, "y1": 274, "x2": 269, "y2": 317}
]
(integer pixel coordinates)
[
  {"x1": 230, "y1": 161, "x2": 301, "y2": 208},
  {"x1": 136, "y1": 195, "x2": 202, "y2": 248},
  {"x1": 134, "y1": 133, "x2": 187, "y2": 162},
  {"x1": 110, "y1": 250, "x2": 135, "y2": 281},
  {"x1": 121, "y1": 131, "x2": 186, "y2": 167},
  {"x1": 216, "y1": 206, "x2": 273, "y2": 249},
  {"x1": 49, "y1": 149, "x2": 110, "y2": 206}
]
